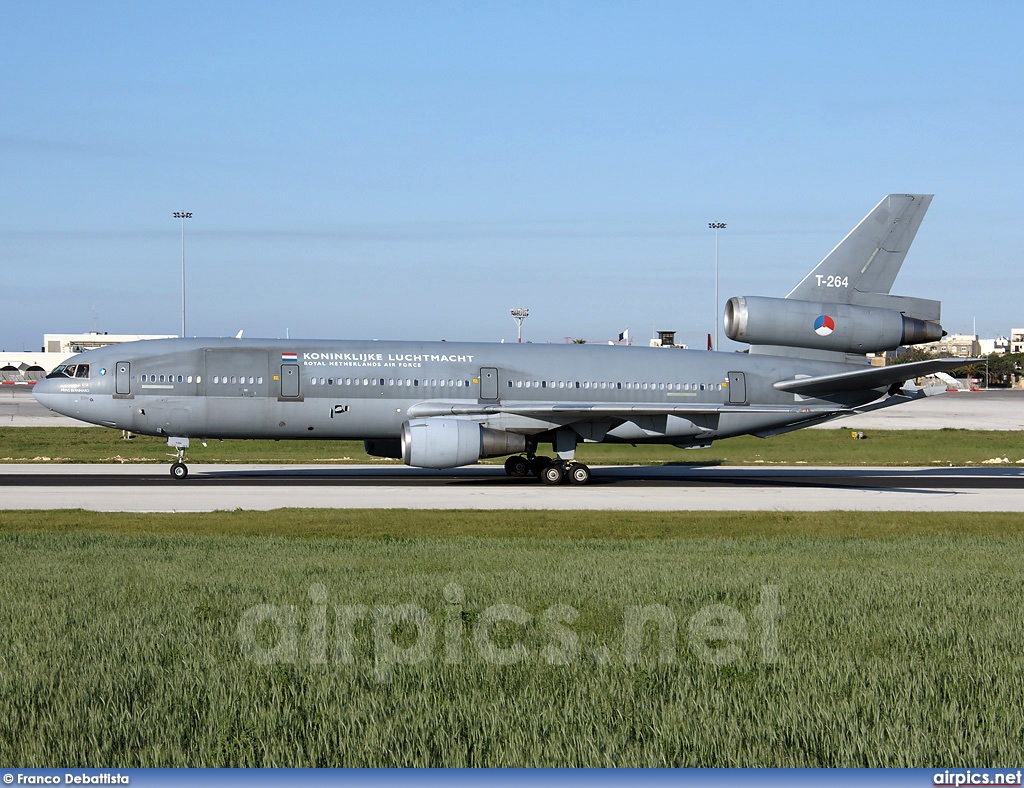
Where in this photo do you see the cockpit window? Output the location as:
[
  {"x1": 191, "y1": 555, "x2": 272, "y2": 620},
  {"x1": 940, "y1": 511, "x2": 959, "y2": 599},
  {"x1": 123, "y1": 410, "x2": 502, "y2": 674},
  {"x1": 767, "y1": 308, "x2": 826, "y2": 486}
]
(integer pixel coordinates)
[{"x1": 47, "y1": 363, "x2": 90, "y2": 379}]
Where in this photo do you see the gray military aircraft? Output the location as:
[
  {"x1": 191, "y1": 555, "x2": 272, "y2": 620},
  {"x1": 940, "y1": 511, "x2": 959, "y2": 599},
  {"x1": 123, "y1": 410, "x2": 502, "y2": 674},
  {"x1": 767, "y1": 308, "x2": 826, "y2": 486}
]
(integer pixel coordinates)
[{"x1": 34, "y1": 194, "x2": 966, "y2": 484}]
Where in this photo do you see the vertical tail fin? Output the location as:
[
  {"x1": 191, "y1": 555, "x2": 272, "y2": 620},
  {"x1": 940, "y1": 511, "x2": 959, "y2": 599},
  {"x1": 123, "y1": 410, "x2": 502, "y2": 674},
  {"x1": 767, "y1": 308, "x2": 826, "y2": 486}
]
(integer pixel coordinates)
[{"x1": 786, "y1": 194, "x2": 933, "y2": 305}]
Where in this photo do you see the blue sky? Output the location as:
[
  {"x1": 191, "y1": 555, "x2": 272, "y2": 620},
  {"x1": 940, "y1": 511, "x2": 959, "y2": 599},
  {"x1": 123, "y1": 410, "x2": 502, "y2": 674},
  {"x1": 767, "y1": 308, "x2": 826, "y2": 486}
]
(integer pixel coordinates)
[{"x1": 2, "y1": 1, "x2": 1022, "y2": 351}]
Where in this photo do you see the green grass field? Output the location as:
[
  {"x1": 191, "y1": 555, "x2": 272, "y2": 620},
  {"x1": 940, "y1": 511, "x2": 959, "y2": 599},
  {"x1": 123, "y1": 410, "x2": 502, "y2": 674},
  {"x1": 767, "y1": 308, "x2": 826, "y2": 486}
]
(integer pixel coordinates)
[
  {"x1": 2, "y1": 426, "x2": 1023, "y2": 466},
  {"x1": 1, "y1": 510, "x2": 1022, "y2": 767}
]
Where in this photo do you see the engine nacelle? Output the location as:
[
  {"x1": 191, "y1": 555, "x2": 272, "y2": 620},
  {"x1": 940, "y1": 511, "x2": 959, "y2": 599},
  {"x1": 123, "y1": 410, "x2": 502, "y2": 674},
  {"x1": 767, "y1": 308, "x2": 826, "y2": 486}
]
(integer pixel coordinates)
[
  {"x1": 401, "y1": 418, "x2": 527, "y2": 469},
  {"x1": 724, "y1": 296, "x2": 943, "y2": 353}
]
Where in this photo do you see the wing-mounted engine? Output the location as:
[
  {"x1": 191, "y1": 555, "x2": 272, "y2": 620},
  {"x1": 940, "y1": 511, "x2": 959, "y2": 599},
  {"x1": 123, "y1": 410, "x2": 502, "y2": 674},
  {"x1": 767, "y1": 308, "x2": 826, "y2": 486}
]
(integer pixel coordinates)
[
  {"x1": 401, "y1": 418, "x2": 527, "y2": 469},
  {"x1": 724, "y1": 296, "x2": 943, "y2": 354}
]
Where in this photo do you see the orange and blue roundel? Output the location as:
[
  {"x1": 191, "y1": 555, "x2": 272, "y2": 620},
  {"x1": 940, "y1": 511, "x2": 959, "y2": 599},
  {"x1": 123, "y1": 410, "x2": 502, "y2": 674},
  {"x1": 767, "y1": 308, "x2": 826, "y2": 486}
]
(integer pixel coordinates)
[{"x1": 814, "y1": 315, "x2": 835, "y2": 336}]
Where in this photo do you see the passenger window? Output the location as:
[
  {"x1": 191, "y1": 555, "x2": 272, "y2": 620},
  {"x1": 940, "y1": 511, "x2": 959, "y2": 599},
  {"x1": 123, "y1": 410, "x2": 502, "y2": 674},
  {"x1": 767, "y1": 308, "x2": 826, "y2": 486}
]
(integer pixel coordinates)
[
  {"x1": 196, "y1": 376, "x2": 201, "y2": 383},
  {"x1": 257, "y1": 377, "x2": 262, "y2": 384}
]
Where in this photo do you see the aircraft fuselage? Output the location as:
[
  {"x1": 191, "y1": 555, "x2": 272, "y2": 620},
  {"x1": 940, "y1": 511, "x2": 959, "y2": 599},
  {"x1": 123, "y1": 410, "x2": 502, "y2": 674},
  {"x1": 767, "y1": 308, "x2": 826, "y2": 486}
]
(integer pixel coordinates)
[{"x1": 33, "y1": 337, "x2": 877, "y2": 445}]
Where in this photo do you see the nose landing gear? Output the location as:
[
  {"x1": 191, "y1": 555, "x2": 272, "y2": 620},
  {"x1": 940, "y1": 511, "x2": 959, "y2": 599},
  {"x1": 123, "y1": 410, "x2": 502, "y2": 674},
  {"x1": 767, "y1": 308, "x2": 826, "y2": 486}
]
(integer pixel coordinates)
[{"x1": 168, "y1": 437, "x2": 190, "y2": 480}]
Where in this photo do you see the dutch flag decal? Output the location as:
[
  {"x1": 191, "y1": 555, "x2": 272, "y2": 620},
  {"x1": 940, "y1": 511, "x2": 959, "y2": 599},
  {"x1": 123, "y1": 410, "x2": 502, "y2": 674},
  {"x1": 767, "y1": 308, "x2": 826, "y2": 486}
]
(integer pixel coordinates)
[
  {"x1": 281, "y1": 352, "x2": 298, "y2": 362},
  {"x1": 813, "y1": 315, "x2": 835, "y2": 337}
]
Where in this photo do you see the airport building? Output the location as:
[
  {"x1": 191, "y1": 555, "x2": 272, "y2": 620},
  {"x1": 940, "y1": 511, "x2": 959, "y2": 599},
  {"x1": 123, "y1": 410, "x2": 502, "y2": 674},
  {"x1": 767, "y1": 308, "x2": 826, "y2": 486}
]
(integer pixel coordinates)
[
  {"x1": 1, "y1": 332, "x2": 174, "y2": 385},
  {"x1": 917, "y1": 333, "x2": 982, "y2": 358}
]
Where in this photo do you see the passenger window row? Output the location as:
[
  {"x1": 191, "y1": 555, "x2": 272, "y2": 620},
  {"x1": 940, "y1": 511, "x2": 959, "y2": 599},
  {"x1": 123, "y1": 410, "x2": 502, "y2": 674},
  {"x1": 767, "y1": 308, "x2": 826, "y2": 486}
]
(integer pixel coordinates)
[
  {"x1": 507, "y1": 380, "x2": 722, "y2": 392},
  {"x1": 310, "y1": 377, "x2": 470, "y2": 387},
  {"x1": 140, "y1": 374, "x2": 200, "y2": 384},
  {"x1": 304, "y1": 376, "x2": 722, "y2": 393},
  {"x1": 211, "y1": 375, "x2": 263, "y2": 385}
]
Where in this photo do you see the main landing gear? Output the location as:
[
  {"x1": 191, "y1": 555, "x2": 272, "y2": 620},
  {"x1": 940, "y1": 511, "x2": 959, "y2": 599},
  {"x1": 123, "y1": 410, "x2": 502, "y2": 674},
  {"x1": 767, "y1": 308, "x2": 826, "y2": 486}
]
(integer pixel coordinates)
[
  {"x1": 503, "y1": 454, "x2": 592, "y2": 485},
  {"x1": 168, "y1": 437, "x2": 190, "y2": 480}
]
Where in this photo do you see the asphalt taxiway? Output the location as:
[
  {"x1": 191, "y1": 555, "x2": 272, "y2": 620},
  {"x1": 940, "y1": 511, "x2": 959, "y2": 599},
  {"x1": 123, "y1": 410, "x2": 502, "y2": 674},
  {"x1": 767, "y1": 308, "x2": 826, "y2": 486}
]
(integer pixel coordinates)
[{"x1": 2, "y1": 463, "x2": 1022, "y2": 512}]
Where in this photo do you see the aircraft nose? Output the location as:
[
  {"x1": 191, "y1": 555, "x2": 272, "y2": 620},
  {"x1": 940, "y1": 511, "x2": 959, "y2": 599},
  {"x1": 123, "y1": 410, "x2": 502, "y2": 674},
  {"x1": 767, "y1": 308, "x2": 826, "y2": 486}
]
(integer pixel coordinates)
[{"x1": 32, "y1": 377, "x2": 61, "y2": 412}]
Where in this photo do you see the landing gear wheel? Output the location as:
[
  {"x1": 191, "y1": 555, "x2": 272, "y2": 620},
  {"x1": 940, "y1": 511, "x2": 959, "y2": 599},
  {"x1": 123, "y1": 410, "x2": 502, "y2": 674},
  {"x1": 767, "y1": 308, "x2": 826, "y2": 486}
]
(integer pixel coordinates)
[
  {"x1": 567, "y1": 463, "x2": 591, "y2": 485},
  {"x1": 504, "y1": 455, "x2": 530, "y2": 477},
  {"x1": 170, "y1": 462, "x2": 189, "y2": 480},
  {"x1": 540, "y1": 462, "x2": 565, "y2": 485}
]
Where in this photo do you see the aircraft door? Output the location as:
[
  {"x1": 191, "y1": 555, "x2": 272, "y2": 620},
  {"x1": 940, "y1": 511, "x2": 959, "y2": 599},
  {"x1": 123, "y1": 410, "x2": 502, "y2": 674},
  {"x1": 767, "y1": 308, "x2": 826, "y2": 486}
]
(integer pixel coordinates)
[
  {"x1": 115, "y1": 362, "x2": 131, "y2": 395},
  {"x1": 479, "y1": 367, "x2": 499, "y2": 400},
  {"x1": 727, "y1": 371, "x2": 747, "y2": 404},
  {"x1": 280, "y1": 364, "x2": 300, "y2": 398}
]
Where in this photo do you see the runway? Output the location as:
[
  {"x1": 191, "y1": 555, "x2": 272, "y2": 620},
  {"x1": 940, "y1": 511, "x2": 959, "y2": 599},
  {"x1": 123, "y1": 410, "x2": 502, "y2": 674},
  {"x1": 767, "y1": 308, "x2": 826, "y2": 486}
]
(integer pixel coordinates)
[{"x1": 3, "y1": 463, "x2": 1022, "y2": 512}]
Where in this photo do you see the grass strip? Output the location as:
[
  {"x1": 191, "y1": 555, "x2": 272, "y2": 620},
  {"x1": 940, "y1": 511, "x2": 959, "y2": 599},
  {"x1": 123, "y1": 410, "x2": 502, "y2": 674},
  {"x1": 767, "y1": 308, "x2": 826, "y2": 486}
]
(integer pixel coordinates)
[
  {"x1": 0, "y1": 517, "x2": 1021, "y2": 767},
  {"x1": 1, "y1": 508, "x2": 1022, "y2": 539}
]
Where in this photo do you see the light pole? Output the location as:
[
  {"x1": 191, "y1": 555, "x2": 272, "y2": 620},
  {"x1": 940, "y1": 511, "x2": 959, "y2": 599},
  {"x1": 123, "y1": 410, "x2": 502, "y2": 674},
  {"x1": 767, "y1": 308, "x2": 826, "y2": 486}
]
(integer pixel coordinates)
[
  {"x1": 510, "y1": 307, "x2": 529, "y2": 343},
  {"x1": 709, "y1": 222, "x2": 726, "y2": 350},
  {"x1": 173, "y1": 211, "x2": 192, "y2": 337}
]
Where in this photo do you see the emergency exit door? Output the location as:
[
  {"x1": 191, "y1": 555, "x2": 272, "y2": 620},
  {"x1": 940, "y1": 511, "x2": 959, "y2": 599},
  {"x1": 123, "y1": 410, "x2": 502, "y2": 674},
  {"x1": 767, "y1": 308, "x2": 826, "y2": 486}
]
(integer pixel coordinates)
[
  {"x1": 280, "y1": 364, "x2": 300, "y2": 398},
  {"x1": 727, "y1": 371, "x2": 747, "y2": 404},
  {"x1": 479, "y1": 367, "x2": 499, "y2": 400},
  {"x1": 115, "y1": 362, "x2": 131, "y2": 395}
]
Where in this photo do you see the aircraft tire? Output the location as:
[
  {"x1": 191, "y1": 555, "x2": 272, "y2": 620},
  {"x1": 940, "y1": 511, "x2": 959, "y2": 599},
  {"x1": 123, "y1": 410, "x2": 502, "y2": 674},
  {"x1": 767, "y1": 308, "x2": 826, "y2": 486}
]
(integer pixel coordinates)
[
  {"x1": 170, "y1": 462, "x2": 189, "y2": 480},
  {"x1": 539, "y1": 463, "x2": 565, "y2": 485},
  {"x1": 567, "y1": 463, "x2": 591, "y2": 485},
  {"x1": 504, "y1": 455, "x2": 530, "y2": 477}
]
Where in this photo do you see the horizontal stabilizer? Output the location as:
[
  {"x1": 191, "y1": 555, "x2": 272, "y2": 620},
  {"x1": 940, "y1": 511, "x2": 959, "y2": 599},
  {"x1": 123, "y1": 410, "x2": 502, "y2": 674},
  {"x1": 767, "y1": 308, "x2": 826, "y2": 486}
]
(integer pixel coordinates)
[{"x1": 773, "y1": 357, "x2": 973, "y2": 396}]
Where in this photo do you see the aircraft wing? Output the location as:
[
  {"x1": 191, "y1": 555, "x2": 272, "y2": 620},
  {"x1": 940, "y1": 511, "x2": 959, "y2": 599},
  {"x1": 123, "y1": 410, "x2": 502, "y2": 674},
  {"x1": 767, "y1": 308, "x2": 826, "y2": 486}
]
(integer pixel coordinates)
[
  {"x1": 407, "y1": 401, "x2": 841, "y2": 418},
  {"x1": 772, "y1": 357, "x2": 974, "y2": 396}
]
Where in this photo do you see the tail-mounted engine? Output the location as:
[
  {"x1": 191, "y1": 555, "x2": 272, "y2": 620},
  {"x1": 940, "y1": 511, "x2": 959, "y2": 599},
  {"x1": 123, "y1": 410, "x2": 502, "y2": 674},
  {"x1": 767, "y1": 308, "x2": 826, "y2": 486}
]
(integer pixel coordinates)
[{"x1": 724, "y1": 296, "x2": 943, "y2": 354}]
